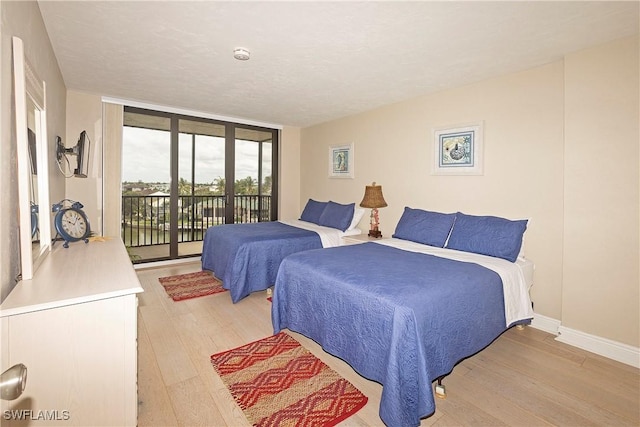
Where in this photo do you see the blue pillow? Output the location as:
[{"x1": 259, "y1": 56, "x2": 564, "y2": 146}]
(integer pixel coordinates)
[
  {"x1": 392, "y1": 207, "x2": 456, "y2": 247},
  {"x1": 300, "y1": 199, "x2": 327, "y2": 224},
  {"x1": 318, "y1": 201, "x2": 355, "y2": 231},
  {"x1": 446, "y1": 212, "x2": 528, "y2": 262}
]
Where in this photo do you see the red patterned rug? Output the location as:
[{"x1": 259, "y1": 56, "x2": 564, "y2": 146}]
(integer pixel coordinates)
[
  {"x1": 210, "y1": 332, "x2": 368, "y2": 427},
  {"x1": 158, "y1": 270, "x2": 226, "y2": 301}
]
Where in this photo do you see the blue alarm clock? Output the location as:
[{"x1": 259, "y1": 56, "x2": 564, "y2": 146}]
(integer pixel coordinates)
[{"x1": 52, "y1": 199, "x2": 90, "y2": 248}]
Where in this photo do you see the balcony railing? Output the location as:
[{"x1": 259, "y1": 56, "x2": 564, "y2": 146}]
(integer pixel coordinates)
[{"x1": 122, "y1": 194, "x2": 271, "y2": 248}]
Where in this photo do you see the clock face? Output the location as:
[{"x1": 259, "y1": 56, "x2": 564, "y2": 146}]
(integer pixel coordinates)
[{"x1": 60, "y1": 209, "x2": 88, "y2": 239}]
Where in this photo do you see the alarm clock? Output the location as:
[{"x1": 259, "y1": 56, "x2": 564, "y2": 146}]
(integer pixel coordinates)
[{"x1": 52, "y1": 199, "x2": 90, "y2": 248}]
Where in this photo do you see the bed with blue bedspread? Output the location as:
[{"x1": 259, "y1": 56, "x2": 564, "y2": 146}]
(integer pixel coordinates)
[
  {"x1": 201, "y1": 221, "x2": 321, "y2": 303},
  {"x1": 201, "y1": 200, "x2": 364, "y2": 302},
  {"x1": 271, "y1": 208, "x2": 533, "y2": 426}
]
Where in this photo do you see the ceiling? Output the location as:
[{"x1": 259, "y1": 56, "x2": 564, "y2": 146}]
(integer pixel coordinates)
[{"x1": 38, "y1": 1, "x2": 639, "y2": 128}]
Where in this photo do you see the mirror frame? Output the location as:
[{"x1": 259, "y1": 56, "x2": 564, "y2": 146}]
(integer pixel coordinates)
[{"x1": 13, "y1": 36, "x2": 51, "y2": 280}]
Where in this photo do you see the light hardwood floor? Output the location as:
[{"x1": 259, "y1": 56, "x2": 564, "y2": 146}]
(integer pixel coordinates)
[{"x1": 136, "y1": 262, "x2": 639, "y2": 426}]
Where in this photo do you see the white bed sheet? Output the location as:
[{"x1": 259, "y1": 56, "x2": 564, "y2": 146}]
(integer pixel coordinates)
[
  {"x1": 373, "y1": 238, "x2": 534, "y2": 328},
  {"x1": 278, "y1": 219, "x2": 361, "y2": 248}
]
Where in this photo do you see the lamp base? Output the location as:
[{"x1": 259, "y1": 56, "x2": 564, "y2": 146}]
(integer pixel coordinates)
[{"x1": 368, "y1": 229, "x2": 382, "y2": 239}]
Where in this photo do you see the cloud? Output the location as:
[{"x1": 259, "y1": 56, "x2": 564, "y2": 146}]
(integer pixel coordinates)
[{"x1": 122, "y1": 127, "x2": 271, "y2": 184}]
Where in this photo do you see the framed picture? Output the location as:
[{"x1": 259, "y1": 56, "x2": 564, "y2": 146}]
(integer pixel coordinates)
[
  {"x1": 433, "y1": 122, "x2": 483, "y2": 175},
  {"x1": 328, "y1": 143, "x2": 354, "y2": 178}
]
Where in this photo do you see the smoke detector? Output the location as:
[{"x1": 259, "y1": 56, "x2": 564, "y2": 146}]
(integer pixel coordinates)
[{"x1": 233, "y1": 48, "x2": 250, "y2": 61}]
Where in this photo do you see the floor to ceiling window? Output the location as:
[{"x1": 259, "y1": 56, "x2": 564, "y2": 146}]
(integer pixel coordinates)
[{"x1": 121, "y1": 107, "x2": 279, "y2": 263}]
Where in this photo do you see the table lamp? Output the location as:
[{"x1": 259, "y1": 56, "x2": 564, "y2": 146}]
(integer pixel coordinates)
[{"x1": 359, "y1": 182, "x2": 387, "y2": 238}]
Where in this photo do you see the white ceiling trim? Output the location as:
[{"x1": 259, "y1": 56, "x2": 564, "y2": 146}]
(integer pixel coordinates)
[{"x1": 101, "y1": 96, "x2": 284, "y2": 130}]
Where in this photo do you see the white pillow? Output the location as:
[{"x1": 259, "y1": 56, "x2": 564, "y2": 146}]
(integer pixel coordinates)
[{"x1": 347, "y1": 207, "x2": 366, "y2": 231}]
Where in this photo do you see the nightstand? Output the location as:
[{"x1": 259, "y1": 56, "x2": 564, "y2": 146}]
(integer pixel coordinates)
[{"x1": 341, "y1": 234, "x2": 384, "y2": 245}]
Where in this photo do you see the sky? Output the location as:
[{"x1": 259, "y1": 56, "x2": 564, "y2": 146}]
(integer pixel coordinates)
[{"x1": 122, "y1": 126, "x2": 272, "y2": 184}]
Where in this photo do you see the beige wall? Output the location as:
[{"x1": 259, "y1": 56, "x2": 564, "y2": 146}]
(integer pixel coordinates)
[
  {"x1": 1, "y1": 0, "x2": 66, "y2": 301},
  {"x1": 563, "y1": 37, "x2": 639, "y2": 346},
  {"x1": 279, "y1": 126, "x2": 302, "y2": 220},
  {"x1": 65, "y1": 91, "x2": 104, "y2": 235},
  {"x1": 301, "y1": 37, "x2": 639, "y2": 348},
  {"x1": 302, "y1": 61, "x2": 565, "y2": 322}
]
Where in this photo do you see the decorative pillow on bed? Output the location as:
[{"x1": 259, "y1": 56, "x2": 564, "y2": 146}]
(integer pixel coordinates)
[
  {"x1": 347, "y1": 207, "x2": 366, "y2": 231},
  {"x1": 445, "y1": 212, "x2": 528, "y2": 262},
  {"x1": 318, "y1": 201, "x2": 355, "y2": 231},
  {"x1": 392, "y1": 207, "x2": 456, "y2": 247},
  {"x1": 300, "y1": 199, "x2": 328, "y2": 224}
]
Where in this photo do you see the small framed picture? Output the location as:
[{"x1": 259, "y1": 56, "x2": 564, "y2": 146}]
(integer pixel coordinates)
[
  {"x1": 433, "y1": 122, "x2": 483, "y2": 175},
  {"x1": 329, "y1": 143, "x2": 354, "y2": 178}
]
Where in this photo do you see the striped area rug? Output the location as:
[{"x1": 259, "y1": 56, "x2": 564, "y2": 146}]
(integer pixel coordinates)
[
  {"x1": 158, "y1": 270, "x2": 227, "y2": 301},
  {"x1": 210, "y1": 332, "x2": 368, "y2": 427}
]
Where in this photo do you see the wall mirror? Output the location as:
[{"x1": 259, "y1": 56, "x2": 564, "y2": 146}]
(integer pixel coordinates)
[{"x1": 13, "y1": 36, "x2": 51, "y2": 280}]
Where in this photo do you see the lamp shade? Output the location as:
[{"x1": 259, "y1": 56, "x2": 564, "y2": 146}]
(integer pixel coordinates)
[{"x1": 360, "y1": 182, "x2": 388, "y2": 209}]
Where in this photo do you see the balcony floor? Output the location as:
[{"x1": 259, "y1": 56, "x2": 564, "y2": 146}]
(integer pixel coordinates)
[{"x1": 129, "y1": 241, "x2": 203, "y2": 263}]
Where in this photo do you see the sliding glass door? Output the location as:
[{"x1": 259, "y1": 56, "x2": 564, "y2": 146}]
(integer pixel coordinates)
[
  {"x1": 122, "y1": 107, "x2": 278, "y2": 263},
  {"x1": 122, "y1": 111, "x2": 172, "y2": 260},
  {"x1": 176, "y1": 119, "x2": 227, "y2": 258},
  {"x1": 234, "y1": 127, "x2": 276, "y2": 224}
]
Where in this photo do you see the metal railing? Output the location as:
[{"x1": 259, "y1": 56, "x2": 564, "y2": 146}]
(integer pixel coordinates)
[{"x1": 121, "y1": 194, "x2": 271, "y2": 248}]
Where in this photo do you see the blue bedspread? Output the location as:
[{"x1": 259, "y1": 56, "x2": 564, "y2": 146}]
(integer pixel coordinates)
[
  {"x1": 272, "y1": 242, "x2": 507, "y2": 427},
  {"x1": 201, "y1": 221, "x2": 322, "y2": 303}
]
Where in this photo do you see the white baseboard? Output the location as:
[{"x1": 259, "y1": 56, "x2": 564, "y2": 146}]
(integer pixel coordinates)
[
  {"x1": 556, "y1": 326, "x2": 640, "y2": 369},
  {"x1": 530, "y1": 313, "x2": 561, "y2": 335},
  {"x1": 528, "y1": 313, "x2": 639, "y2": 368}
]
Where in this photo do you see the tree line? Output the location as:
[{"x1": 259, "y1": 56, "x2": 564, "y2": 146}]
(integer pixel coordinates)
[{"x1": 123, "y1": 175, "x2": 272, "y2": 196}]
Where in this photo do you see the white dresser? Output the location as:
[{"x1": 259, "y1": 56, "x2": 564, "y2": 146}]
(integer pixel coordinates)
[{"x1": 0, "y1": 238, "x2": 143, "y2": 426}]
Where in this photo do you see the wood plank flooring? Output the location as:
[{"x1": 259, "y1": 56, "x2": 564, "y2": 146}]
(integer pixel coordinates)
[{"x1": 137, "y1": 262, "x2": 639, "y2": 426}]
